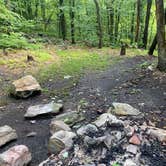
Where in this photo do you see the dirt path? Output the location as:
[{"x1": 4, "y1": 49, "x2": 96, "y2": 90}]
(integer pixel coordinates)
[{"x1": 0, "y1": 55, "x2": 165, "y2": 165}]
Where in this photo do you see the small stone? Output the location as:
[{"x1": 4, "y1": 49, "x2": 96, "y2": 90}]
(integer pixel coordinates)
[
  {"x1": 50, "y1": 120, "x2": 71, "y2": 135},
  {"x1": 84, "y1": 136, "x2": 97, "y2": 147},
  {"x1": 129, "y1": 134, "x2": 141, "y2": 145},
  {"x1": 147, "y1": 127, "x2": 166, "y2": 143},
  {"x1": 26, "y1": 132, "x2": 37, "y2": 137},
  {"x1": 124, "y1": 159, "x2": 137, "y2": 166},
  {"x1": 0, "y1": 145, "x2": 31, "y2": 166},
  {"x1": 48, "y1": 130, "x2": 76, "y2": 154},
  {"x1": 124, "y1": 125, "x2": 135, "y2": 137},
  {"x1": 77, "y1": 124, "x2": 98, "y2": 136},
  {"x1": 0, "y1": 125, "x2": 17, "y2": 147},
  {"x1": 126, "y1": 144, "x2": 138, "y2": 154},
  {"x1": 30, "y1": 120, "x2": 36, "y2": 124},
  {"x1": 93, "y1": 113, "x2": 123, "y2": 128},
  {"x1": 110, "y1": 102, "x2": 141, "y2": 116},
  {"x1": 24, "y1": 102, "x2": 63, "y2": 118}
]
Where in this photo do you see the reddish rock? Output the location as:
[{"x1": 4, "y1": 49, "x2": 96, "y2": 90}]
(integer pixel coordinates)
[
  {"x1": 129, "y1": 134, "x2": 141, "y2": 145},
  {"x1": 0, "y1": 145, "x2": 31, "y2": 166}
]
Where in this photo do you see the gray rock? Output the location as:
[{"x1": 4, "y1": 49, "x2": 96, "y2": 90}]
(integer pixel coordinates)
[
  {"x1": 124, "y1": 159, "x2": 137, "y2": 166},
  {"x1": 126, "y1": 144, "x2": 138, "y2": 154},
  {"x1": 124, "y1": 125, "x2": 135, "y2": 137},
  {"x1": 54, "y1": 111, "x2": 85, "y2": 125},
  {"x1": 84, "y1": 136, "x2": 97, "y2": 147},
  {"x1": 147, "y1": 127, "x2": 166, "y2": 143},
  {"x1": 77, "y1": 124, "x2": 98, "y2": 136},
  {"x1": 93, "y1": 113, "x2": 124, "y2": 127},
  {"x1": 24, "y1": 102, "x2": 63, "y2": 118},
  {"x1": 50, "y1": 120, "x2": 71, "y2": 135},
  {"x1": 110, "y1": 102, "x2": 141, "y2": 116},
  {"x1": 11, "y1": 75, "x2": 41, "y2": 98},
  {"x1": 48, "y1": 130, "x2": 76, "y2": 154},
  {"x1": 0, "y1": 125, "x2": 17, "y2": 147}
]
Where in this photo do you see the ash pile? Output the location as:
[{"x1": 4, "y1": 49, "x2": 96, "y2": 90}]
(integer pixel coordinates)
[{"x1": 40, "y1": 103, "x2": 166, "y2": 166}]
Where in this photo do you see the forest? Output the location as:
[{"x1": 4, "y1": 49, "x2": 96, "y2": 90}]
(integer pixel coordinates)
[{"x1": 0, "y1": 0, "x2": 166, "y2": 166}]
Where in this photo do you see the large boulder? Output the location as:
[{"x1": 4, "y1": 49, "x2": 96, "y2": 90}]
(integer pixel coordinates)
[
  {"x1": 11, "y1": 75, "x2": 41, "y2": 98},
  {"x1": 50, "y1": 120, "x2": 71, "y2": 135},
  {"x1": 48, "y1": 130, "x2": 76, "y2": 154},
  {"x1": 0, "y1": 125, "x2": 17, "y2": 147},
  {"x1": 110, "y1": 102, "x2": 141, "y2": 116},
  {"x1": 24, "y1": 102, "x2": 63, "y2": 118},
  {"x1": 0, "y1": 145, "x2": 31, "y2": 166}
]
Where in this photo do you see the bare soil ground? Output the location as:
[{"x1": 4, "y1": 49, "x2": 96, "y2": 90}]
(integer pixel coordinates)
[{"x1": 0, "y1": 55, "x2": 166, "y2": 165}]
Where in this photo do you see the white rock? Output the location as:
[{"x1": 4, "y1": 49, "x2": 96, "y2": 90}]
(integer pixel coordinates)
[
  {"x1": 124, "y1": 159, "x2": 137, "y2": 166},
  {"x1": 0, "y1": 145, "x2": 31, "y2": 166},
  {"x1": 93, "y1": 113, "x2": 124, "y2": 127},
  {"x1": 111, "y1": 102, "x2": 141, "y2": 116},
  {"x1": 24, "y1": 102, "x2": 63, "y2": 118},
  {"x1": 147, "y1": 127, "x2": 166, "y2": 143},
  {"x1": 126, "y1": 144, "x2": 138, "y2": 154},
  {"x1": 50, "y1": 120, "x2": 71, "y2": 135},
  {"x1": 0, "y1": 125, "x2": 17, "y2": 147},
  {"x1": 48, "y1": 130, "x2": 76, "y2": 154}
]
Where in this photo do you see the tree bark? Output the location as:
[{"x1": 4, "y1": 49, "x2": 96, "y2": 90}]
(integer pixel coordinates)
[
  {"x1": 107, "y1": 0, "x2": 114, "y2": 43},
  {"x1": 155, "y1": 0, "x2": 166, "y2": 71},
  {"x1": 114, "y1": 2, "x2": 122, "y2": 43},
  {"x1": 59, "y1": 0, "x2": 66, "y2": 40},
  {"x1": 148, "y1": 34, "x2": 157, "y2": 55},
  {"x1": 70, "y1": 0, "x2": 75, "y2": 44},
  {"x1": 148, "y1": 9, "x2": 166, "y2": 56},
  {"x1": 142, "y1": 0, "x2": 152, "y2": 49},
  {"x1": 135, "y1": 0, "x2": 141, "y2": 43},
  {"x1": 93, "y1": 0, "x2": 103, "y2": 48},
  {"x1": 130, "y1": 2, "x2": 136, "y2": 44}
]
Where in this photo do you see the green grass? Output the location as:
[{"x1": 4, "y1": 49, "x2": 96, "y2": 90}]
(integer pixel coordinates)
[
  {"x1": 31, "y1": 50, "x2": 53, "y2": 62},
  {"x1": 36, "y1": 48, "x2": 122, "y2": 83}
]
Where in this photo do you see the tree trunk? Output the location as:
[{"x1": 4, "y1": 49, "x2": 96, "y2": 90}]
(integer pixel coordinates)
[
  {"x1": 59, "y1": 0, "x2": 66, "y2": 40},
  {"x1": 148, "y1": 9, "x2": 166, "y2": 56},
  {"x1": 41, "y1": 0, "x2": 46, "y2": 31},
  {"x1": 148, "y1": 34, "x2": 157, "y2": 55},
  {"x1": 130, "y1": 2, "x2": 136, "y2": 44},
  {"x1": 155, "y1": 0, "x2": 166, "y2": 71},
  {"x1": 93, "y1": 0, "x2": 103, "y2": 48},
  {"x1": 142, "y1": 0, "x2": 152, "y2": 49},
  {"x1": 70, "y1": 0, "x2": 75, "y2": 44},
  {"x1": 107, "y1": 0, "x2": 114, "y2": 43},
  {"x1": 135, "y1": 0, "x2": 141, "y2": 43}
]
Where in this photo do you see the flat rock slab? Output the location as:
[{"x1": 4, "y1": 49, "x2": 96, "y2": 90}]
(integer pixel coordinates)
[
  {"x1": 11, "y1": 75, "x2": 41, "y2": 98},
  {"x1": 0, "y1": 125, "x2": 17, "y2": 147},
  {"x1": 54, "y1": 111, "x2": 85, "y2": 125},
  {"x1": 0, "y1": 145, "x2": 31, "y2": 166},
  {"x1": 110, "y1": 102, "x2": 141, "y2": 116},
  {"x1": 24, "y1": 102, "x2": 63, "y2": 118},
  {"x1": 48, "y1": 130, "x2": 76, "y2": 154}
]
